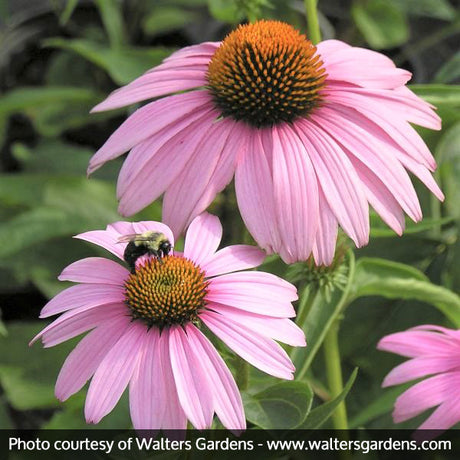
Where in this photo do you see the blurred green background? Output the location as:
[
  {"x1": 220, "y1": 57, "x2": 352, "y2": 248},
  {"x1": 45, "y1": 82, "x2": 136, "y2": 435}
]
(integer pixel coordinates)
[{"x1": 0, "y1": 0, "x2": 459, "y2": 432}]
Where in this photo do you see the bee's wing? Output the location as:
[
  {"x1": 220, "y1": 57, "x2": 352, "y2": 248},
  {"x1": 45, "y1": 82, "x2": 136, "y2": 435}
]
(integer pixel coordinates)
[{"x1": 116, "y1": 234, "x2": 139, "y2": 243}]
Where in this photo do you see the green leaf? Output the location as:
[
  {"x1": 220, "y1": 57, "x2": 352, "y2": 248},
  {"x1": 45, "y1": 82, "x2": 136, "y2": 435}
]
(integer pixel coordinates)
[
  {"x1": 435, "y1": 52, "x2": 460, "y2": 83},
  {"x1": 0, "y1": 86, "x2": 98, "y2": 116},
  {"x1": 0, "y1": 176, "x2": 120, "y2": 258},
  {"x1": 243, "y1": 381, "x2": 313, "y2": 429},
  {"x1": 43, "y1": 38, "x2": 174, "y2": 85},
  {"x1": 207, "y1": 0, "x2": 243, "y2": 23},
  {"x1": 0, "y1": 207, "x2": 82, "y2": 258},
  {"x1": 352, "y1": 0, "x2": 409, "y2": 49},
  {"x1": 352, "y1": 258, "x2": 460, "y2": 327},
  {"x1": 389, "y1": 0, "x2": 456, "y2": 20},
  {"x1": 142, "y1": 7, "x2": 197, "y2": 36},
  {"x1": 349, "y1": 383, "x2": 411, "y2": 428},
  {"x1": 370, "y1": 216, "x2": 454, "y2": 237},
  {"x1": 299, "y1": 368, "x2": 358, "y2": 429},
  {"x1": 409, "y1": 84, "x2": 460, "y2": 107},
  {"x1": 0, "y1": 322, "x2": 76, "y2": 410},
  {"x1": 59, "y1": 0, "x2": 79, "y2": 25},
  {"x1": 292, "y1": 251, "x2": 355, "y2": 374},
  {"x1": 0, "y1": 366, "x2": 59, "y2": 410},
  {"x1": 438, "y1": 121, "x2": 460, "y2": 218},
  {"x1": 94, "y1": 0, "x2": 127, "y2": 49}
]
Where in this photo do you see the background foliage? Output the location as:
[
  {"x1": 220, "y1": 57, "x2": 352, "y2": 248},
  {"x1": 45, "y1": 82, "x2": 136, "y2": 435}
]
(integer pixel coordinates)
[{"x1": 0, "y1": 0, "x2": 459, "y2": 432}]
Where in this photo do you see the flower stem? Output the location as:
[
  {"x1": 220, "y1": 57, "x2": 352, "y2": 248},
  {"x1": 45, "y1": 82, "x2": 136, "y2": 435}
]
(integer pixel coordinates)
[
  {"x1": 323, "y1": 319, "x2": 348, "y2": 429},
  {"x1": 304, "y1": 0, "x2": 321, "y2": 44}
]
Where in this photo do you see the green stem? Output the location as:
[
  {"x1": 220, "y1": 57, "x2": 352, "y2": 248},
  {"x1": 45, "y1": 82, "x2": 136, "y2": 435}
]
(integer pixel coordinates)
[
  {"x1": 290, "y1": 284, "x2": 319, "y2": 363},
  {"x1": 323, "y1": 320, "x2": 348, "y2": 429},
  {"x1": 304, "y1": 0, "x2": 321, "y2": 44}
]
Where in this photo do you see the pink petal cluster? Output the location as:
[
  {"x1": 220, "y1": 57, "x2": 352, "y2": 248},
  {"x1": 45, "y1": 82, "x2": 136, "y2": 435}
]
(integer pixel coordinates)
[
  {"x1": 89, "y1": 33, "x2": 443, "y2": 265},
  {"x1": 378, "y1": 325, "x2": 460, "y2": 431},
  {"x1": 31, "y1": 213, "x2": 305, "y2": 430}
]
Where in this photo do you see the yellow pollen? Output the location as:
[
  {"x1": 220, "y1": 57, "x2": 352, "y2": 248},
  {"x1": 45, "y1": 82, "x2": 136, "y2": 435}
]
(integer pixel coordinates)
[
  {"x1": 207, "y1": 20, "x2": 327, "y2": 127},
  {"x1": 124, "y1": 255, "x2": 209, "y2": 328}
]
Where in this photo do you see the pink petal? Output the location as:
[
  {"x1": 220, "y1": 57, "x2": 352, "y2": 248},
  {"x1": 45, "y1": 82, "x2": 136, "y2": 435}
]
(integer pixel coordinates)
[
  {"x1": 326, "y1": 85, "x2": 441, "y2": 130},
  {"x1": 164, "y1": 122, "x2": 248, "y2": 239},
  {"x1": 418, "y1": 395, "x2": 460, "y2": 431},
  {"x1": 32, "y1": 303, "x2": 127, "y2": 348},
  {"x1": 58, "y1": 257, "x2": 129, "y2": 285},
  {"x1": 206, "y1": 271, "x2": 297, "y2": 318},
  {"x1": 313, "y1": 106, "x2": 422, "y2": 223},
  {"x1": 92, "y1": 42, "x2": 218, "y2": 112},
  {"x1": 316, "y1": 39, "x2": 351, "y2": 56},
  {"x1": 55, "y1": 315, "x2": 130, "y2": 401},
  {"x1": 235, "y1": 129, "x2": 281, "y2": 255},
  {"x1": 162, "y1": 42, "x2": 220, "y2": 62},
  {"x1": 350, "y1": 158, "x2": 405, "y2": 235},
  {"x1": 326, "y1": 91, "x2": 436, "y2": 170},
  {"x1": 272, "y1": 124, "x2": 319, "y2": 263},
  {"x1": 185, "y1": 324, "x2": 246, "y2": 430},
  {"x1": 129, "y1": 328, "x2": 166, "y2": 430},
  {"x1": 393, "y1": 373, "x2": 460, "y2": 423},
  {"x1": 200, "y1": 310, "x2": 295, "y2": 380},
  {"x1": 92, "y1": 72, "x2": 206, "y2": 113},
  {"x1": 183, "y1": 213, "x2": 222, "y2": 266},
  {"x1": 209, "y1": 303, "x2": 306, "y2": 347},
  {"x1": 40, "y1": 284, "x2": 125, "y2": 318},
  {"x1": 168, "y1": 326, "x2": 214, "y2": 429},
  {"x1": 85, "y1": 322, "x2": 146, "y2": 424},
  {"x1": 158, "y1": 329, "x2": 187, "y2": 429},
  {"x1": 378, "y1": 330, "x2": 460, "y2": 358},
  {"x1": 383, "y1": 356, "x2": 460, "y2": 387},
  {"x1": 162, "y1": 118, "x2": 238, "y2": 238},
  {"x1": 117, "y1": 111, "x2": 219, "y2": 216},
  {"x1": 295, "y1": 118, "x2": 370, "y2": 247},
  {"x1": 321, "y1": 46, "x2": 411, "y2": 89},
  {"x1": 201, "y1": 245, "x2": 265, "y2": 278},
  {"x1": 312, "y1": 189, "x2": 338, "y2": 266},
  {"x1": 88, "y1": 91, "x2": 213, "y2": 175}
]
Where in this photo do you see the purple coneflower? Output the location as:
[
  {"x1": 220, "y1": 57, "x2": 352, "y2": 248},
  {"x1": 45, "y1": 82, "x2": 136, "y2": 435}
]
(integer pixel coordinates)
[
  {"x1": 89, "y1": 20, "x2": 443, "y2": 264},
  {"x1": 31, "y1": 213, "x2": 305, "y2": 430},
  {"x1": 378, "y1": 325, "x2": 460, "y2": 432}
]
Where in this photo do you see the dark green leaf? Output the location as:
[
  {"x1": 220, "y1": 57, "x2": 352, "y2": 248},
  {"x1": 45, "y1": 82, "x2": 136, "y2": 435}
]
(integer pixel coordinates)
[
  {"x1": 409, "y1": 84, "x2": 460, "y2": 107},
  {"x1": 243, "y1": 381, "x2": 313, "y2": 429},
  {"x1": 0, "y1": 322, "x2": 76, "y2": 410},
  {"x1": 94, "y1": 0, "x2": 127, "y2": 49},
  {"x1": 142, "y1": 7, "x2": 197, "y2": 36},
  {"x1": 59, "y1": 0, "x2": 79, "y2": 25},
  {"x1": 349, "y1": 383, "x2": 411, "y2": 428},
  {"x1": 352, "y1": 0, "x2": 409, "y2": 49},
  {"x1": 0, "y1": 86, "x2": 99, "y2": 116},
  {"x1": 389, "y1": 0, "x2": 456, "y2": 20},
  {"x1": 299, "y1": 369, "x2": 358, "y2": 429},
  {"x1": 370, "y1": 216, "x2": 454, "y2": 237},
  {"x1": 43, "y1": 38, "x2": 174, "y2": 85},
  {"x1": 207, "y1": 0, "x2": 243, "y2": 23},
  {"x1": 435, "y1": 52, "x2": 460, "y2": 83},
  {"x1": 352, "y1": 258, "x2": 460, "y2": 327}
]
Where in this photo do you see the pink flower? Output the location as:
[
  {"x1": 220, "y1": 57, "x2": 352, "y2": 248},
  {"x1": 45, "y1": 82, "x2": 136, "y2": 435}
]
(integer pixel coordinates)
[
  {"x1": 378, "y1": 325, "x2": 460, "y2": 431},
  {"x1": 89, "y1": 20, "x2": 443, "y2": 265},
  {"x1": 31, "y1": 213, "x2": 305, "y2": 430}
]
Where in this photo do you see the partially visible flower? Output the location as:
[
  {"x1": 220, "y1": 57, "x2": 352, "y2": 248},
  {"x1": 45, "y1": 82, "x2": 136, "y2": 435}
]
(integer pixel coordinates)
[
  {"x1": 31, "y1": 213, "x2": 305, "y2": 430},
  {"x1": 89, "y1": 20, "x2": 443, "y2": 265},
  {"x1": 378, "y1": 325, "x2": 460, "y2": 432}
]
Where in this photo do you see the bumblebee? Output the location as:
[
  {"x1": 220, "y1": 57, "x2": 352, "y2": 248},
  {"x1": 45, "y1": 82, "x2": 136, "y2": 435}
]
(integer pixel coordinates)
[{"x1": 118, "y1": 231, "x2": 172, "y2": 273}]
